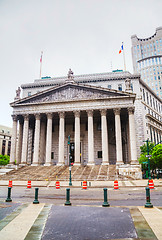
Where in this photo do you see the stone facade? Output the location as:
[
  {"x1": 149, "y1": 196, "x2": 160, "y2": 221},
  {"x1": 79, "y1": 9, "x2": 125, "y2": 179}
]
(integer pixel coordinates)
[{"x1": 10, "y1": 71, "x2": 162, "y2": 179}]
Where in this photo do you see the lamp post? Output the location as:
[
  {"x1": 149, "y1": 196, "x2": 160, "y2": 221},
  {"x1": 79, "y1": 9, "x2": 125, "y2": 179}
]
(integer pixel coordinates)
[{"x1": 68, "y1": 135, "x2": 72, "y2": 186}]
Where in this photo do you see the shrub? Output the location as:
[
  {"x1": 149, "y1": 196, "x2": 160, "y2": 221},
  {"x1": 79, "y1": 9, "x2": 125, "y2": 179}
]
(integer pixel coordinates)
[{"x1": 0, "y1": 155, "x2": 10, "y2": 165}]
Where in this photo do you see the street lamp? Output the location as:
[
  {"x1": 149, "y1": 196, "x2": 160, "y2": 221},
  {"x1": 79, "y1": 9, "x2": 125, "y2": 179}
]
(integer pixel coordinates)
[{"x1": 68, "y1": 135, "x2": 72, "y2": 186}]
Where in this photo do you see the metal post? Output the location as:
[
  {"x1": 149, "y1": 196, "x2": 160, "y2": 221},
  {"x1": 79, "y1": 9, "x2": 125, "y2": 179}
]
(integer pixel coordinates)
[
  {"x1": 146, "y1": 140, "x2": 151, "y2": 179},
  {"x1": 145, "y1": 187, "x2": 153, "y2": 208},
  {"x1": 68, "y1": 135, "x2": 72, "y2": 186},
  {"x1": 102, "y1": 188, "x2": 110, "y2": 207},
  {"x1": 65, "y1": 188, "x2": 71, "y2": 206},
  {"x1": 33, "y1": 188, "x2": 39, "y2": 204},
  {"x1": 6, "y1": 187, "x2": 12, "y2": 202}
]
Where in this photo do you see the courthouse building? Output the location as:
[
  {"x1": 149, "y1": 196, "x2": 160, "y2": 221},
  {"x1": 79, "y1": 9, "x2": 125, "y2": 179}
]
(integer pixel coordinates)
[{"x1": 9, "y1": 70, "x2": 162, "y2": 179}]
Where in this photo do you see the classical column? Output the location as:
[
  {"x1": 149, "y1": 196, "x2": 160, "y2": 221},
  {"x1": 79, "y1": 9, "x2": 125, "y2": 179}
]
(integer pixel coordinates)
[
  {"x1": 101, "y1": 109, "x2": 109, "y2": 165},
  {"x1": 45, "y1": 113, "x2": 53, "y2": 166},
  {"x1": 114, "y1": 108, "x2": 123, "y2": 165},
  {"x1": 21, "y1": 115, "x2": 29, "y2": 164},
  {"x1": 10, "y1": 115, "x2": 18, "y2": 164},
  {"x1": 58, "y1": 112, "x2": 65, "y2": 165},
  {"x1": 32, "y1": 114, "x2": 41, "y2": 166},
  {"x1": 128, "y1": 107, "x2": 138, "y2": 164},
  {"x1": 16, "y1": 119, "x2": 23, "y2": 164},
  {"x1": 74, "y1": 111, "x2": 80, "y2": 165},
  {"x1": 87, "y1": 110, "x2": 94, "y2": 165}
]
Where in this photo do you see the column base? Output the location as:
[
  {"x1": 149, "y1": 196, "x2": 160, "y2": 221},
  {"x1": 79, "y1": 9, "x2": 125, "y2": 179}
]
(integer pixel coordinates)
[
  {"x1": 87, "y1": 162, "x2": 95, "y2": 166},
  {"x1": 57, "y1": 163, "x2": 64, "y2": 166},
  {"x1": 102, "y1": 162, "x2": 109, "y2": 165},
  {"x1": 131, "y1": 160, "x2": 139, "y2": 165},
  {"x1": 73, "y1": 163, "x2": 81, "y2": 166},
  {"x1": 19, "y1": 163, "x2": 27, "y2": 166},
  {"x1": 44, "y1": 163, "x2": 51, "y2": 166},
  {"x1": 31, "y1": 163, "x2": 39, "y2": 166}
]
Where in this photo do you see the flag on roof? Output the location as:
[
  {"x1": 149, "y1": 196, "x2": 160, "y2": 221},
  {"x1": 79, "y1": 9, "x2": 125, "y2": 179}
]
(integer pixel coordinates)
[
  {"x1": 40, "y1": 51, "x2": 43, "y2": 62},
  {"x1": 119, "y1": 43, "x2": 123, "y2": 54}
]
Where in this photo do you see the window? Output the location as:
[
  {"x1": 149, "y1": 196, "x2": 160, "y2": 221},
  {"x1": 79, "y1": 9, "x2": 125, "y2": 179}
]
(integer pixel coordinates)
[
  {"x1": 51, "y1": 152, "x2": 54, "y2": 159},
  {"x1": 98, "y1": 151, "x2": 102, "y2": 158},
  {"x1": 118, "y1": 84, "x2": 122, "y2": 91},
  {"x1": 108, "y1": 85, "x2": 111, "y2": 89},
  {"x1": 143, "y1": 89, "x2": 145, "y2": 101}
]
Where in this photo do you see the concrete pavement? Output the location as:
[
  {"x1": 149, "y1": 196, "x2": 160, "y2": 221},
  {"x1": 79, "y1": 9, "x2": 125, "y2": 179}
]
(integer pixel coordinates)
[
  {"x1": 0, "y1": 201, "x2": 162, "y2": 239},
  {"x1": 0, "y1": 179, "x2": 162, "y2": 188}
]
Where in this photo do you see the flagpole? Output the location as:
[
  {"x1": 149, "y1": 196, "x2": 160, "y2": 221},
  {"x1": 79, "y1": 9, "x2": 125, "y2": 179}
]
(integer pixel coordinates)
[
  {"x1": 39, "y1": 51, "x2": 43, "y2": 79},
  {"x1": 122, "y1": 42, "x2": 126, "y2": 71}
]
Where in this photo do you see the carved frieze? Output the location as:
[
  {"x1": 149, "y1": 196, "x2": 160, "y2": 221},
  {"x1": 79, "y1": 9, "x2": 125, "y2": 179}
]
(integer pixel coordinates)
[{"x1": 19, "y1": 86, "x2": 126, "y2": 105}]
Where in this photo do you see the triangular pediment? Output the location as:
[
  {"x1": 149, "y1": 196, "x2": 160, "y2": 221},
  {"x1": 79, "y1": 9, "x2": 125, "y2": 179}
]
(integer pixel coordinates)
[{"x1": 12, "y1": 83, "x2": 134, "y2": 106}]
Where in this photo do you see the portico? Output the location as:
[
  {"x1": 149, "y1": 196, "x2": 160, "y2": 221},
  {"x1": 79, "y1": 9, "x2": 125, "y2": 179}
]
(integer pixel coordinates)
[{"x1": 10, "y1": 81, "x2": 139, "y2": 170}]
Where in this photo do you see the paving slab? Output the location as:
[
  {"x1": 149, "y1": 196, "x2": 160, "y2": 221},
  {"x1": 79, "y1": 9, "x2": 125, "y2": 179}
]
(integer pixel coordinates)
[
  {"x1": 42, "y1": 205, "x2": 137, "y2": 240},
  {"x1": 138, "y1": 206, "x2": 162, "y2": 240}
]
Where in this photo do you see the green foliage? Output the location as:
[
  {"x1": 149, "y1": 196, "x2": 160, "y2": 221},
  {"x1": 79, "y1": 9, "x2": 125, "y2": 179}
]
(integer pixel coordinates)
[
  {"x1": 138, "y1": 142, "x2": 162, "y2": 170},
  {"x1": 0, "y1": 155, "x2": 10, "y2": 165},
  {"x1": 152, "y1": 144, "x2": 162, "y2": 169}
]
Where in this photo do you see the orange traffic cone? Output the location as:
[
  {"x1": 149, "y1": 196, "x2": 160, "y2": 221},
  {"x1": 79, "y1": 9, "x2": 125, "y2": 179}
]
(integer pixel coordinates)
[
  {"x1": 82, "y1": 181, "x2": 87, "y2": 190},
  {"x1": 114, "y1": 180, "x2": 119, "y2": 190},
  {"x1": 27, "y1": 180, "x2": 31, "y2": 188},
  {"x1": 56, "y1": 181, "x2": 60, "y2": 189},
  {"x1": 8, "y1": 180, "x2": 12, "y2": 188},
  {"x1": 149, "y1": 179, "x2": 154, "y2": 189}
]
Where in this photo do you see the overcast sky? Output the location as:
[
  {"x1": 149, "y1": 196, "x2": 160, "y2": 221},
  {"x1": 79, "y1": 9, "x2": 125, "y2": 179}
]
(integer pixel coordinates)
[{"x1": 0, "y1": 0, "x2": 161, "y2": 127}]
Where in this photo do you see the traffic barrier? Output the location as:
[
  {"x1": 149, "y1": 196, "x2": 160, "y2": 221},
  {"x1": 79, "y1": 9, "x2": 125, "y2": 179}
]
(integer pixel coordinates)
[
  {"x1": 114, "y1": 180, "x2": 119, "y2": 190},
  {"x1": 82, "y1": 181, "x2": 87, "y2": 190},
  {"x1": 6, "y1": 187, "x2": 12, "y2": 202},
  {"x1": 8, "y1": 180, "x2": 12, "y2": 188},
  {"x1": 102, "y1": 188, "x2": 110, "y2": 207},
  {"x1": 33, "y1": 188, "x2": 39, "y2": 204},
  {"x1": 27, "y1": 180, "x2": 31, "y2": 188},
  {"x1": 149, "y1": 179, "x2": 154, "y2": 189},
  {"x1": 64, "y1": 188, "x2": 71, "y2": 206},
  {"x1": 56, "y1": 181, "x2": 60, "y2": 189},
  {"x1": 145, "y1": 186, "x2": 153, "y2": 208}
]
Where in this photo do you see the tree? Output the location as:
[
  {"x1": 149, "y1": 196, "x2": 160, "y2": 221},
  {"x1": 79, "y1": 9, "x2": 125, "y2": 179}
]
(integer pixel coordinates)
[
  {"x1": 152, "y1": 144, "x2": 162, "y2": 169},
  {"x1": 138, "y1": 142, "x2": 162, "y2": 170},
  {"x1": 0, "y1": 155, "x2": 10, "y2": 165}
]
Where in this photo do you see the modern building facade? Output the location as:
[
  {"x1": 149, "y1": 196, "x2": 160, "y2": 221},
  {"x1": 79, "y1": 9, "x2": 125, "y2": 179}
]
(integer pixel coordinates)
[
  {"x1": 131, "y1": 27, "x2": 162, "y2": 98},
  {"x1": 0, "y1": 125, "x2": 12, "y2": 156},
  {"x1": 9, "y1": 70, "x2": 162, "y2": 179}
]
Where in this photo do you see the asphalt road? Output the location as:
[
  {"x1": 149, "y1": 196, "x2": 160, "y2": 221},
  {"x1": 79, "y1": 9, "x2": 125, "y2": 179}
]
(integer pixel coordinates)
[{"x1": 0, "y1": 186, "x2": 162, "y2": 207}]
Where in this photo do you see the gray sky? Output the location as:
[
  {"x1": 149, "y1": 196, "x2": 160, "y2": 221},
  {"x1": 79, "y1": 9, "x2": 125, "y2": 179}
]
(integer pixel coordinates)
[{"x1": 0, "y1": 0, "x2": 161, "y2": 127}]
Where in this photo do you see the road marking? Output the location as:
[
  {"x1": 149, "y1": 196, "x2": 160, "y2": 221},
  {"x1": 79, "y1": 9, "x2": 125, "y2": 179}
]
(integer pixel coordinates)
[
  {"x1": 138, "y1": 206, "x2": 162, "y2": 240},
  {"x1": 0, "y1": 203, "x2": 44, "y2": 240}
]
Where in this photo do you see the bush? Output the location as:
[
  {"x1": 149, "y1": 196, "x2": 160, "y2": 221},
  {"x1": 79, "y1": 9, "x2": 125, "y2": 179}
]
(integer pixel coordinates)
[{"x1": 0, "y1": 155, "x2": 10, "y2": 165}]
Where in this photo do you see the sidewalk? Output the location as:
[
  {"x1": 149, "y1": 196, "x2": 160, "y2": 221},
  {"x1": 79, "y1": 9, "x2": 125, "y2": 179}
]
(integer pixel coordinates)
[
  {"x1": 0, "y1": 179, "x2": 162, "y2": 188},
  {"x1": 0, "y1": 201, "x2": 162, "y2": 240}
]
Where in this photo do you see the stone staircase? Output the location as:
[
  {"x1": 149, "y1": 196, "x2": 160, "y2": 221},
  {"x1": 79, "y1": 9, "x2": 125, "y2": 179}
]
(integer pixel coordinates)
[{"x1": 0, "y1": 165, "x2": 125, "y2": 181}]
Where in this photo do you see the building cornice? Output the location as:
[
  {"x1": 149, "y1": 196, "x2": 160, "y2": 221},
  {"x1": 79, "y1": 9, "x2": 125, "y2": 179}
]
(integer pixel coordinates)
[{"x1": 21, "y1": 71, "x2": 140, "y2": 89}]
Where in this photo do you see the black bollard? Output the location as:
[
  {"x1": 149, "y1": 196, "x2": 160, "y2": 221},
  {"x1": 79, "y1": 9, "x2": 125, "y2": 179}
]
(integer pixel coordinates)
[
  {"x1": 145, "y1": 187, "x2": 153, "y2": 208},
  {"x1": 6, "y1": 187, "x2": 12, "y2": 202},
  {"x1": 33, "y1": 188, "x2": 39, "y2": 204},
  {"x1": 65, "y1": 188, "x2": 71, "y2": 206},
  {"x1": 102, "y1": 188, "x2": 110, "y2": 207}
]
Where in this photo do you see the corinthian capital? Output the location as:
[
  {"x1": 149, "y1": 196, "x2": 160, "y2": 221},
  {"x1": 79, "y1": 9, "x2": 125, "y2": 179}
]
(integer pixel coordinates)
[
  {"x1": 128, "y1": 107, "x2": 135, "y2": 115},
  {"x1": 113, "y1": 108, "x2": 121, "y2": 115},
  {"x1": 86, "y1": 110, "x2": 93, "y2": 117}
]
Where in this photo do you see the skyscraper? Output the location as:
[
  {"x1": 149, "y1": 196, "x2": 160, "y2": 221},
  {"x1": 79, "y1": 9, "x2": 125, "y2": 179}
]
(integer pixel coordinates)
[{"x1": 131, "y1": 27, "x2": 162, "y2": 98}]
